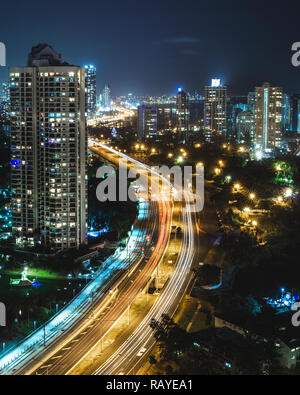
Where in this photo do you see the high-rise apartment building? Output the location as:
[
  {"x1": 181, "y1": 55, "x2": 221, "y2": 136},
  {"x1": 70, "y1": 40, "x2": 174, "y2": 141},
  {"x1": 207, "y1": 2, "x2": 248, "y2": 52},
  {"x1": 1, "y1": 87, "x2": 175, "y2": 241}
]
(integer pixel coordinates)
[
  {"x1": 1, "y1": 82, "x2": 10, "y2": 119},
  {"x1": 204, "y1": 79, "x2": 227, "y2": 141},
  {"x1": 103, "y1": 84, "x2": 111, "y2": 109},
  {"x1": 175, "y1": 88, "x2": 190, "y2": 138},
  {"x1": 227, "y1": 97, "x2": 248, "y2": 139},
  {"x1": 282, "y1": 93, "x2": 290, "y2": 132},
  {"x1": 137, "y1": 105, "x2": 158, "y2": 140},
  {"x1": 290, "y1": 94, "x2": 300, "y2": 132},
  {"x1": 84, "y1": 64, "x2": 96, "y2": 117},
  {"x1": 247, "y1": 92, "x2": 256, "y2": 114},
  {"x1": 10, "y1": 44, "x2": 87, "y2": 250},
  {"x1": 236, "y1": 111, "x2": 254, "y2": 144},
  {"x1": 254, "y1": 82, "x2": 283, "y2": 151},
  {"x1": 157, "y1": 104, "x2": 176, "y2": 131},
  {"x1": 2, "y1": 82, "x2": 10, "y2": 103}
]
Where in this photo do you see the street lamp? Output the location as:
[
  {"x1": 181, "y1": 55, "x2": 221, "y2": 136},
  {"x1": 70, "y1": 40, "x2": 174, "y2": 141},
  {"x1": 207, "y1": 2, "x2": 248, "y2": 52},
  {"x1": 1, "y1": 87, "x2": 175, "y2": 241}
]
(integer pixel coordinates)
[
  {"x1": 233, "y1": 183, "x2": 241, "y2": 192},
  {"x1": 249, "y1": 193, "x2": 256, "y2": 200},
  {"x1": 285, "y1": 188, "x2": 293, "y2": 198}
]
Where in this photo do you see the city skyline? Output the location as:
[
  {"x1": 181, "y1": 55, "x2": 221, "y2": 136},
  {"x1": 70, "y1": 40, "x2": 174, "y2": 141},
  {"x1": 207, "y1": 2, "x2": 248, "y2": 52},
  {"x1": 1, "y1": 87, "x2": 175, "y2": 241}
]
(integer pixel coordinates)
[
  {"x1": 0, "y1": 0, "x2": 300, "y2": 96},
  {"x1": 1, "y1": 0, "x2": 300, "y2": 380}
]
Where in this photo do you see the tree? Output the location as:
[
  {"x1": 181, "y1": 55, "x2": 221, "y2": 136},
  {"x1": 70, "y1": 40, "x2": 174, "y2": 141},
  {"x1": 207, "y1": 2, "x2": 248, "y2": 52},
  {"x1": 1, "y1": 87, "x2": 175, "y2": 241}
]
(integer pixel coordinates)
[
  {"x1": 150, "y1": 315, "x2": 191, "y2": 362},
  {"x1": 149, "y1": 355, "x2": 157, "y2": 365}
]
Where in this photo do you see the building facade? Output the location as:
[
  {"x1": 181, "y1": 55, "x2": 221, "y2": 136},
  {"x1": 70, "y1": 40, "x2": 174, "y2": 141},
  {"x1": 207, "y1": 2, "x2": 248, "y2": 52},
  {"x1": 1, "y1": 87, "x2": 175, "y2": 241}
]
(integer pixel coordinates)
[
  {"x1": 290, "y1": 94, "x2": 300, "y2": 132},
  {"x1": 103, "y1": 84, "x2": 111, "y2": 109},
  {"x1": 10, "y1": 44, "x2": 87, "y2": 250},
  {"x1": 282, "y1": 93, "x2": 290, "y2": 132},
  {"x1": 157, "y1": 104, "x2": 176, "y2": 132},
  {"x1": 84, "y1": 64, "x2": 96, "y2": 117},
  {"x1": 227, "y1": 97, "x2": 248, "y2": 140},
  {"x1": 0, "y1": 82, "x2": 10, "y2": 119},
  {"x1": 137, "y1": 105, "x2": 158, "y2": 140},
  {"x1": 254, "y1": 82, "x2": 283, "y2": 151},
  {"x1": 175, "y1": 88, "x2": 190, "y2": 138},
  {"x1": 236, "y1": 110, "x2": 254, "y2": 144},
  {"x1": 247, "y1": 92, "x2": 256, "y2": 114},
  {"x1": 204, "y1": 80, "x2": 227, "y2": 141}
]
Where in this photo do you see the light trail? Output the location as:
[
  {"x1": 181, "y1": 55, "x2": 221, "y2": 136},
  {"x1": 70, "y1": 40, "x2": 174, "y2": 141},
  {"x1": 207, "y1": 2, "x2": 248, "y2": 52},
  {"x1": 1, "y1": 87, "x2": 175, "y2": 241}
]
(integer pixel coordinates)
[
  {"x1": 42, "y1": 197, "x2": 171, "y2": 375},
  {"x1": 93, "y1": 202, "x2": 195, "y2": 375},
  {"x1": 2, "y1": 140, "x2": 185, "y2": 376},
  {"x1": 0, "y1": 156, "x2": 156, "y2": 374},
  {"x1": 68, "y1": 141, "x2": 197, "y2": 376},
  {"x1": 24, "y1": 143, "x2": 173, "y2": 375}
]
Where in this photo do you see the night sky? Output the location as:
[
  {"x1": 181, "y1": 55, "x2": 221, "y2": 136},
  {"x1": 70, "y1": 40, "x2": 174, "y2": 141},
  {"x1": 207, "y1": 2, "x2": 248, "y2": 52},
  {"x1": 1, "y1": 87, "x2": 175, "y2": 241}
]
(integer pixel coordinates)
[{"x1": 0, "y1": 0, "x2": 300, "y2": 96}]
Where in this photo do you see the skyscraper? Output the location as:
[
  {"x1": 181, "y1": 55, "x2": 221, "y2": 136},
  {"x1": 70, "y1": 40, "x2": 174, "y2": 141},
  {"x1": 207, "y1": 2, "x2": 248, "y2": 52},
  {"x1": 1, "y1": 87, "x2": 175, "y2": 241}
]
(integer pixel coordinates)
[
  {"x1": 226, "y1": 97, "x2": 248, "y2": 139},
  {"x1": 282, "y1": 93, "x2": 290, "y2": 132},
  {"x1": 10, "y1": 44, "x2": 87, "y2": 250},
  {"x1": 157, "y1": 104, "x2": 176, "y2": 131},
  {"x1": 2, "y1": 82, "x2": 10, "y2": 103},
  {"x1": 204, "y1": 79, "x2": 227, "y2": 141},
  {"x1": 1, "y1": 82, "x2": 10, "y2": 119},
  {"x1": 290, "y1": 94, "x2": 300, "y2": 132},
  {"x1": 254, "y1": 82, "x2": 283, "y2": 151},
  {"x1": 103, "y1": 84, "x2": 111, "y2": 109},
  {"x1": 175, "y1": 88, "x2": 190, "y2": 138},
  {"x1": 236, "y1": 111, "x2": 254, "y2": 144},
  {"x1": 247, "y1": 92, "x2": 256, "y2": 114},
  {"x1": 137, "y1": 105, "x2": 158, "y2": 140},
  {"x1": 84, "y1": 64, "x2": 96, "y2": 117}
]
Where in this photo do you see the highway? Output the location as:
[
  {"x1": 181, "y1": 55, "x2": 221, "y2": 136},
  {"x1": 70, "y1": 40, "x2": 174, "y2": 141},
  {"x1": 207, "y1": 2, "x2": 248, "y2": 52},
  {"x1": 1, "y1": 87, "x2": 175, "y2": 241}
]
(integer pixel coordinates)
[
  {"x1": 93, "y1": 200, "x2": 198, "y2": 375},
  {"x1": 0, "y1": 198, "x2": 157, "y2": 374},
  {"x1": 22, "y1": 141, "x2": 174, "y2": 375},
  {"x1": 69, "y1": 143, "x2": 200, "y2": 375},
  {"x1": 0, "y1": 145, "x2": 166, "y2": 375},
  {"x1": 1, "y1": 141, "x2": 200, "y2": 376}
]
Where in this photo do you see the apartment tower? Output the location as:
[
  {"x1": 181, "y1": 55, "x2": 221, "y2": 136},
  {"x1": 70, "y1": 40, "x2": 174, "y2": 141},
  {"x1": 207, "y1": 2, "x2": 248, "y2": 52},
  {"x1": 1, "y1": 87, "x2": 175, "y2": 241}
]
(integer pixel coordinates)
[{"x1": 10, "y1": 44, "x2": 87, "y2": 250}]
